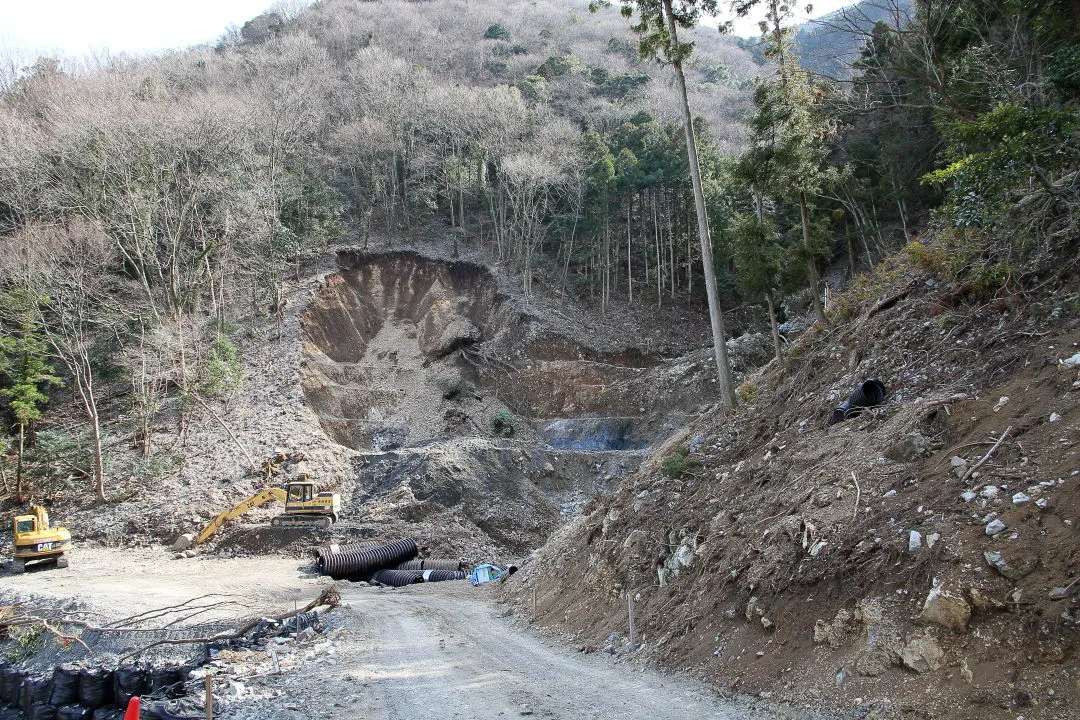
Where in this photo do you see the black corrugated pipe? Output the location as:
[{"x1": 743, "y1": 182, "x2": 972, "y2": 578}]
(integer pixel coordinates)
[
  {"x1": 319, "y1": 538, "x2": 418, "y2": 580},
  {"x1": 313, "y1": 540, "x2": 385, "y2": 564},
  {"x1": 394, "y1": 558, "x2": 465, "y2": 572},
  {"x1": 371, "y1": 569, "x2": 424, "y2": 587},
  {"x1": 828, "y1": 378, "x2": 888, "y2": 425},
  {"x1": 421, "y1": 570, "x2": 467, "y2": 582}
]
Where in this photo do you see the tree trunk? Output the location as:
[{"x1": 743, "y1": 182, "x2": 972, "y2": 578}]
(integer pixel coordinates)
[
  {"x1": 16, "y1": 422, "x2": 25, "y2": 502},
  {"x1": 798, "y1": 190, "x2": 827, "y2": 325},
  {"x1": 765, "y1": 290, "x2": 784, "y2": 363},
  {"x1": 664, "y1": 0, "x2": 735, "y2": 408}
]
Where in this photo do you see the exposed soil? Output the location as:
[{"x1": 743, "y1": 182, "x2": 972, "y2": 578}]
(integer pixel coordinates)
[
  {"x1": 503, "y1": 248, "x2": 1080, "y2": 720},
  {"x1": 2, "y1": 237, "x2": 1077, "y2": 720}
]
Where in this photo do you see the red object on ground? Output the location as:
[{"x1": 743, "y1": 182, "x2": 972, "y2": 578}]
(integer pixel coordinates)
[{"x1": 123, "y1": 697, "x2": 141, "y2": 720}]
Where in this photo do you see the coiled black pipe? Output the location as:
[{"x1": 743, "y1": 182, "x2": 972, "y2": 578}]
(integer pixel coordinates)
[
  {"x1": 421, "y1": 569, "x2": 467, "y2": 582},
  {"x1": 394, "y1": 558, "x2": 465, "y2": 572},
  {"x1": 313, "y1": 540, "x2": 384, "y2": 567},
  {"x1": 319, "y1": 539, "x2": 418, "y2": 580},
  {"x1": 370, "y1": 569, "x2": 424, "y2": 587},
  {"x1": 828, "y1": 378, "x2": 887, "y2": 425}
]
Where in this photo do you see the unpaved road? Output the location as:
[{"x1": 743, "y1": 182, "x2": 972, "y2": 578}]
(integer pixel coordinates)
[{"x1": 0, "y1": 549, "x2": 818, "y2": 720}]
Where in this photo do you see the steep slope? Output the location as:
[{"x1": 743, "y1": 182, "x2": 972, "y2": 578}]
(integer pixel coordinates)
[{"x1": 505, "y1": 243, "x2": 1080, "y2": 720}]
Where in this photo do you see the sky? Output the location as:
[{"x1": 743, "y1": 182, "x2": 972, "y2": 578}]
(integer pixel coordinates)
[
  {"x1": 0, "y1": 0, "x2": 855, "y2": 59},
  {"x1": 0, "y1": 0, "x2": 282, "y2": 58}
]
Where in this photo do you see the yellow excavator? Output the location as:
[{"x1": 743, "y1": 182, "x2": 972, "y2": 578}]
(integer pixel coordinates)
[
  {"x1": 194, "y1": 476, "x2": 341, "y2": 545},
  {"x1": 12, "y1": 505, "x2": 72, "y2": 573}
]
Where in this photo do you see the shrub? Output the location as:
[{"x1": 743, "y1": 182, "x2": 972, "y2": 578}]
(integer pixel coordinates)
[
  {"x1": 491, "y1": 408, "x2": 515, "y2": 437},
  {"x1": 199, "y1": 337, "x2": 244, "y2": 398},
  {"x1": 660, "y1": 445, "x2": 702, "y2": 478},
  {"x1": 736, "y1": 382, "x2": 758, "y2": 404},
  {"x1": 484, "y1": 24, "x2": 511, "y2": 40},
  {"x1": 440, "y1": 378, "x2": 474, "y2": 402}
]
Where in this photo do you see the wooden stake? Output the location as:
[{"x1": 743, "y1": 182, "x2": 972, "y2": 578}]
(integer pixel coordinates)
[
  {"x1": 204, "y1": 674, "x2": 213, "y2": 720},
  {"x1": 627, "y1": 593, "x2": 636, "y2": 649}
]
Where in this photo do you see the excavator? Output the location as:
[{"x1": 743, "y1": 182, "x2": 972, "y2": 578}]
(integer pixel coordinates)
[
  {"x1": 194, "y1": 476, "x2": 341, "y2": 545},
  {"x1": 12, "y1": 505, "x2": 72, "y2": 573}
]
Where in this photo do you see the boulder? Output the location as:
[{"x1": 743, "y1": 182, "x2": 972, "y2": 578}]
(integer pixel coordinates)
[
  {"x1": 983, "y1": 547, "x2": 1039, "y2": 581},
  {"x1": 900, "y1": 636, "x2": 944, "y2": 673},
  {"x1": 170, "y1": 533, "x2": 195, "y2": 551},
  {"x1": 919, "y1": 585, "x2": 971, "y2": 632}
]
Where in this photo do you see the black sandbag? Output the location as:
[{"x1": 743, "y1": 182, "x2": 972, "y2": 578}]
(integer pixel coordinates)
[
  {"x1": 78, "y1": 668, "x2": 112, "y2": 709},
  {"x1": 0, "y1": 708, "x2": 24, "y2": 720},
  {"x1": 55, "y1": 707, "x2": 89, "y2": 720},
  {"x1": 110, "y1": 666, "x2": 145, "y2": 708},
  {"x1": 0, "y1": 667, "x2": 26, "y2": 704},
  {"x1": 91, "y1": 709, "x2": 123, "y2": 720},
  {"x1": 144, "y1": 668, "x2": 181, "y2": 697},
  {"x1": 20, "y1": 677, "x2": 49, "y2": 714},
  {"x1": 46, "y1": 665, "x2": 80, "y2": 707},
  {"x1": 27, "y1": 703, "x2": 57, "y2": 720}
]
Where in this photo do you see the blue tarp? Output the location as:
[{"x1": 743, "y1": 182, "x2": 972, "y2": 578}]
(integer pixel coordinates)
[{"x1": 469, "y1": 564, "x2": 504, "y2": 585}]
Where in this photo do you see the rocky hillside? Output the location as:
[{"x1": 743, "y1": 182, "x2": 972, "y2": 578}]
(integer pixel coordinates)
[{"x1": 504, "y1": 240, "x2": 1080, "y2": 720}]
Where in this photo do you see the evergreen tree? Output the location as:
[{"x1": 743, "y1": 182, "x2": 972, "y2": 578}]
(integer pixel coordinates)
[{"x1": 0, "y1": 290, "x2": 62, "y2": 500}]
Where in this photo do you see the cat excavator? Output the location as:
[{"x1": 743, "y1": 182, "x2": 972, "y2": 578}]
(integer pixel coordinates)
[
  {"x1": 194, "y1": 476, "x2": 341, "y2": 545},
  {"x1": 12, "y1": 505, "x2": 72, "y2": 573}
]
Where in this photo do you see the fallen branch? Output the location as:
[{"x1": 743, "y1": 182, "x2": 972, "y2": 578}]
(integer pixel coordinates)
[
  {"x1": 117, "y1": 584, "x2": 340, "y2": 662},
  {"x1": 962, "y1": 427, "x2": 1011, "y2": 487}
]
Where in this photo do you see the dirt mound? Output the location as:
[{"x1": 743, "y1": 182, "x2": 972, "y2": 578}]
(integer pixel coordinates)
[{"x1": 504, "y1": 248, "x2": 1080, "y2": 719}]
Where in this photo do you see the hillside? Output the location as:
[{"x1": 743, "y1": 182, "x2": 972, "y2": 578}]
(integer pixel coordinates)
[
  {"x1": 1, "y1": 1, "x2": 1079, "y2": 719},
  {"x1": 506, "y1": 241, "x2": 1080, "y2": 719}
]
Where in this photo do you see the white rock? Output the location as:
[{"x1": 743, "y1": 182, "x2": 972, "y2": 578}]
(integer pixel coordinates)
[
  {"x1": 908, "y1": 530, "x2": 923, "y2": 552},
  {"x1": 919, "y1": 585, "x2": 971, "y2": 632},
  {"x1": 980, "y1": 485, "x2": 1000, "y2": 499},
  {"x1": 927, "y1": 533, "x2": 940, "y2": 549},
  {"x1": 1048, "y1": 412, "x2": 1061, "y2": 422},
  {"x1": 1062, "y1": 352, "x2": 1080, "y2": 367},
  {"x1": 985, "y1": 519, "x2": 1007, "y2": 535},
  {"x1": 992, "y1": 396, "x2": 1009, "y2": 412},
  {"x1": 1012, "y1": 492, "x2": 1032, "y2": 504},
  {"x1": 1035, "y1": 498, "x2": 1048, "y2": 509},
  {"x1": 883, "y1": 489, "x2": 897, "y2": 498},
  {"x1": 961, "y1": 491, "x2": 977, "y2": 502}
]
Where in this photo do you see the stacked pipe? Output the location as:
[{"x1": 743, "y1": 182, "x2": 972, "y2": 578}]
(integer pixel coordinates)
[
  {"x1": 370, "y1": 569, "x2": 424, "y2": 587},
  {"x1": 313, "y1": 540, "x2": 385, "y2": 569},
  {"x1": 421, "y1": 570, "x2": 467, "y2": 582},
  {"x1": 318, "y1": 538, "x2": 419, "y2": 581}
]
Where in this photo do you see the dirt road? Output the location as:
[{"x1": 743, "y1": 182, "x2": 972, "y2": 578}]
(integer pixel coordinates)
[{"x1": 0, "y1": 549, "x2": 817, "y2": 720}]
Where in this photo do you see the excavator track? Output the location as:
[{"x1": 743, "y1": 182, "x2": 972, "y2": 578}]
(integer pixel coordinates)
[{"x1": 269, "y1": 515, "x2": 333, "y2": 529}]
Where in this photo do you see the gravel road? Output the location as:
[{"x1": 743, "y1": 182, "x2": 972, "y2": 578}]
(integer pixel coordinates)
[{"x1": 0, "y1": 549, "x2": 813, "y2": 720}]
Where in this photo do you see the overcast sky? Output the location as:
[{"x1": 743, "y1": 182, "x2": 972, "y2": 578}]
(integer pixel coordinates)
[{"x1": 0, "y1": 0, "x2": 855, "y2": 59}]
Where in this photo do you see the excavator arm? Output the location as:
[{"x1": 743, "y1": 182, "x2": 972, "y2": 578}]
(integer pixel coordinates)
[{"x1": 194, "y1": 488, "x2": 288, "y2": 545}]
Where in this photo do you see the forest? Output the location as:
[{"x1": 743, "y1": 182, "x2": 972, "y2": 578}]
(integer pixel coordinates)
[{"x1": 0, "y1": 0, "x2": 1077, "y2": 503}]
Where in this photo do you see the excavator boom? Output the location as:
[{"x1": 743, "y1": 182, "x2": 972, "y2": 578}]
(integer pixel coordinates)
[{"x1": 195, "y1": 488, "x2": 287, "y2": 545}]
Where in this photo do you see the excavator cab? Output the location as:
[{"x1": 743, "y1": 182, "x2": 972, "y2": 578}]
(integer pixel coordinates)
[{"x1": 287, "y1": 482, "x2": 314, "y2": 503}]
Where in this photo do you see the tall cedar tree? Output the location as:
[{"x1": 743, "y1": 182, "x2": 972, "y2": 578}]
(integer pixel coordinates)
[{"x1": 591, "y1": 0, "x2": 737, "y2": 408}]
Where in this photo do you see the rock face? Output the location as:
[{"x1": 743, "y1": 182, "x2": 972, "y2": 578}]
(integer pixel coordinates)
[{"x1": 919, "y1": 585, "x2": 971, "y2": 632}]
